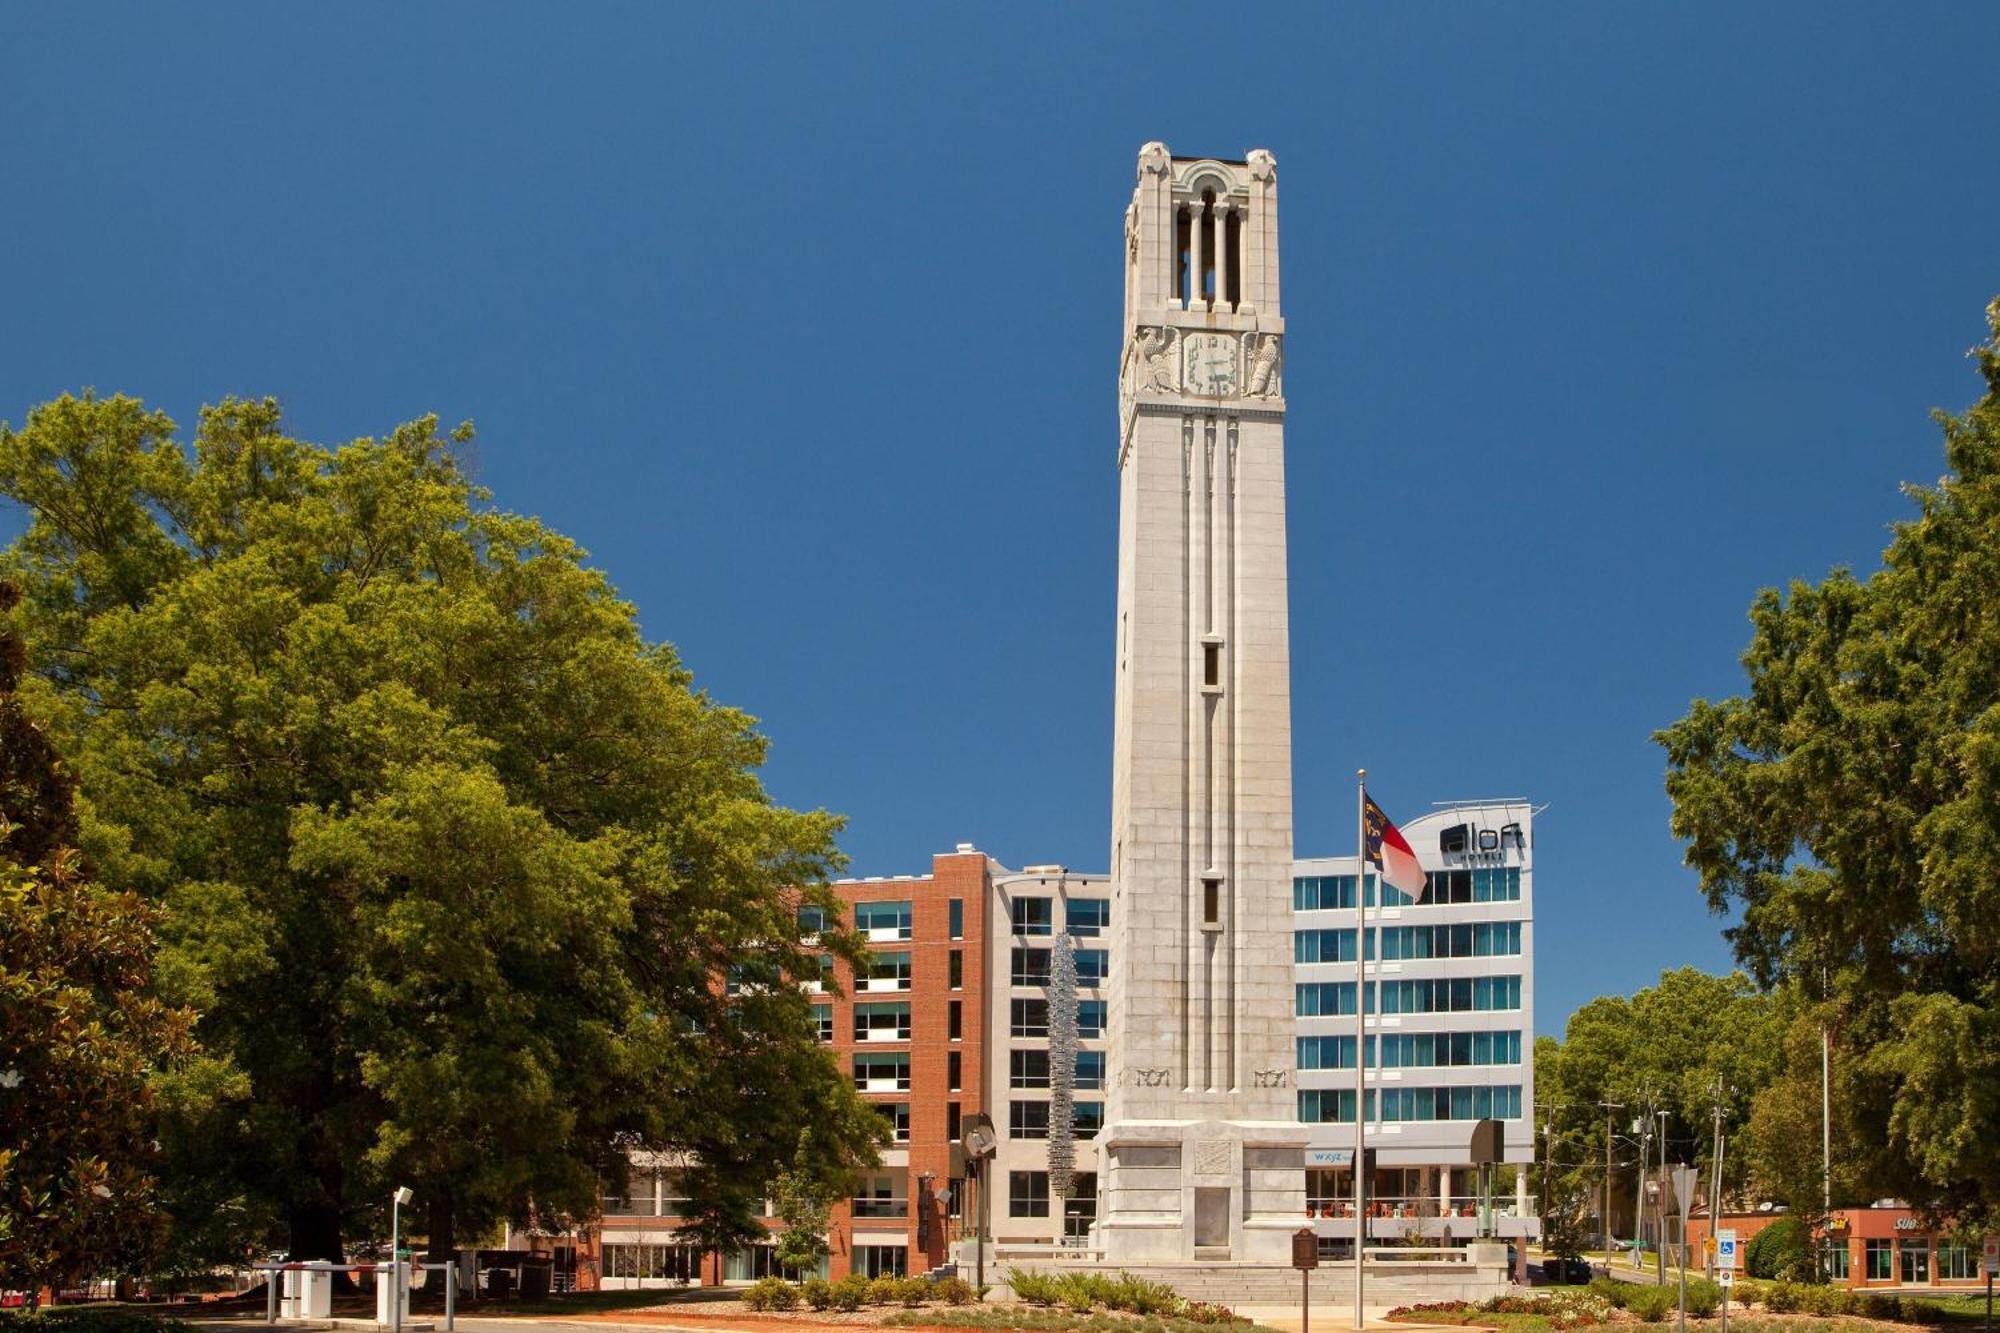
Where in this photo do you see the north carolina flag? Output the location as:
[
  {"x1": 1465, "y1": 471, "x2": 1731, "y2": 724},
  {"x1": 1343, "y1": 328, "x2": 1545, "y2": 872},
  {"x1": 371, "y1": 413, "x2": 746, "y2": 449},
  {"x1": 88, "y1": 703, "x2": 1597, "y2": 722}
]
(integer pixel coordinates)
[{"x1": 1363, "y1": 792, "x2": 1429, "y2": 902}]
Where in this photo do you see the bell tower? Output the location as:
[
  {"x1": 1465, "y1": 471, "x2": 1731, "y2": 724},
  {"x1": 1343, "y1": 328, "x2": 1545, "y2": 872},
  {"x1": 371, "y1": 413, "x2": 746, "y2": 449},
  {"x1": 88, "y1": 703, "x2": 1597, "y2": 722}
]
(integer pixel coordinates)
[{"x1": 1099, "y1": 143, "x2": 1306, "y2": 1265}]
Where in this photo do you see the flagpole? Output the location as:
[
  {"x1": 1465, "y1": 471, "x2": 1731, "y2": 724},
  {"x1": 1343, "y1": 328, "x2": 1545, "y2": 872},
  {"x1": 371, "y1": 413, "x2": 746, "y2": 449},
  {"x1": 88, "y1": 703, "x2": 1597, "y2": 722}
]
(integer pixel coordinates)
[{"x1": 1354, "y1": 769, "x2": 1367, "y2": 1332}]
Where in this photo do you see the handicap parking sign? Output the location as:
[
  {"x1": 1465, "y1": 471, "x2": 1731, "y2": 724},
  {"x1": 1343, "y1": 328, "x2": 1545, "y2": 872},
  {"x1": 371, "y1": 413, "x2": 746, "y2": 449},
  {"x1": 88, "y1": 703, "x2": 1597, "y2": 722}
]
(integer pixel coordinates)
[{"x1": 1717, "y1": 1229, "x2": 1740, "y2": 1269}]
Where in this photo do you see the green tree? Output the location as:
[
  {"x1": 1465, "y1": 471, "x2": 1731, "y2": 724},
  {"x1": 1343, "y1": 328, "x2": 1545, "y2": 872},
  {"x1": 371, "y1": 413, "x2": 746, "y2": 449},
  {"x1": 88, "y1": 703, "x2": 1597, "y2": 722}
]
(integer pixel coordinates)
[
  {"x1": 0, "y1": 580, "x2": 194, "y2": 1299},
  {"x1": 769, "y1": 1136, "x2": 835, "y2": 1277},
  {"x1": 1536, "y1": 969, "x2": 1781, "y2": 1210},
  {"x1": 0, "y1": 393, "x2": 885, "y2": 1267},
  {"x1": 1657, "y1": 298, "x2": 2000, "y2": 1227}
]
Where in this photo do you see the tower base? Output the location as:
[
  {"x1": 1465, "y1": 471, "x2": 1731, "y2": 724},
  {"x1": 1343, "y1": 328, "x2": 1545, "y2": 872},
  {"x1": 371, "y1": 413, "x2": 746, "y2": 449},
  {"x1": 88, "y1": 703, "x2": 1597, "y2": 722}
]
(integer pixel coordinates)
[{"x1": 1095, "y1": 1117, "x2": 1308, "y2": 1264}]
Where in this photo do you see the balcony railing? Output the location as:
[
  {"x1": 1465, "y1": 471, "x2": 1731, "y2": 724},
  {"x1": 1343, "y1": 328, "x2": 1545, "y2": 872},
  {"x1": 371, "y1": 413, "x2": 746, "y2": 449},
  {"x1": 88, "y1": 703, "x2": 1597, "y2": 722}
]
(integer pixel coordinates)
[
  {"x1": 1305, "y1": 1195, "x2": 1537, "y2": 1220},
  {"x1": 851, "y1": 1197, "x2": 910, "y2": 1219}
]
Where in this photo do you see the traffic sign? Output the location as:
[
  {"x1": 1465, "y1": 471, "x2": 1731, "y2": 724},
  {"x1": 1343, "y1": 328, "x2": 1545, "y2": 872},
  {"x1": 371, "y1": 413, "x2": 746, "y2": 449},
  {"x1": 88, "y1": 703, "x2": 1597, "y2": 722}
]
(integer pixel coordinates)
[
  {"x1": 1719, "y1": 1268, "x2": 1735, "y2": 1289},
  {"x1": 1717, "y1": 1229, "x2": 1740, "y2": 1270},
  {"x1": 1982, "y1": 1235, "x2": 1998, "y2": 1277}
]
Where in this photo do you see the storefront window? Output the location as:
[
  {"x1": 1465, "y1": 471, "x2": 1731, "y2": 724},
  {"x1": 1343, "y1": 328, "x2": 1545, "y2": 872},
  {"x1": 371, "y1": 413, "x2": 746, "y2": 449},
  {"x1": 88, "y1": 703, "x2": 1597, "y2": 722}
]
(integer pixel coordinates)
[
  {"x1": 1822, "y1": 1240, "x2": 1850, "y2": 1282},
  {"x1": 1866, "y1": 1238, "x2": 1893, "y2": 1281},
  {"x1": 1900, "y1": 1243, "x2": 1931, "y2": 1285},
  {"x1": 1937, "y1": 1245, "x2": 1976, "y2": 1281}
]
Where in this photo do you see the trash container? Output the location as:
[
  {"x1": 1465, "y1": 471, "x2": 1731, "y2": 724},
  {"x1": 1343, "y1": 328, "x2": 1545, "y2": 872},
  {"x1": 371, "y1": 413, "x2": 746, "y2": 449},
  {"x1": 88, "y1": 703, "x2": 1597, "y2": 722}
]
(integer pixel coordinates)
[
  {"x1": 520, "y1": 1260, "x2": 551, "y2": 1301},
  {"x1": 281, "y1": 1268, "x2": 304, "y2": 1320},
  {"x1": 486, "y1": 1268, "x2": 515, "y2": 1300}
]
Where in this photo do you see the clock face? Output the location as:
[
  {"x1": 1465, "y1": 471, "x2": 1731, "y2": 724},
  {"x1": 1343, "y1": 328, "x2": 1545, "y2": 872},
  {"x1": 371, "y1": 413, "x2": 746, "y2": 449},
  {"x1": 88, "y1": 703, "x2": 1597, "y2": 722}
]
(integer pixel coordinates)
[{"x1": 1183, "y1": 332, "x2": 1238, "y2": 396}]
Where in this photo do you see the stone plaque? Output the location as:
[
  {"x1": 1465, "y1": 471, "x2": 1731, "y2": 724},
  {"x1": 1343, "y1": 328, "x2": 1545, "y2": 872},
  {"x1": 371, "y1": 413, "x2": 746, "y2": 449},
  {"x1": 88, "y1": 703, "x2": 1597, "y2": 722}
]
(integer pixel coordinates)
[{"x1": 1194, "y1": 1141, "x2": 1232, "y2": 1177}]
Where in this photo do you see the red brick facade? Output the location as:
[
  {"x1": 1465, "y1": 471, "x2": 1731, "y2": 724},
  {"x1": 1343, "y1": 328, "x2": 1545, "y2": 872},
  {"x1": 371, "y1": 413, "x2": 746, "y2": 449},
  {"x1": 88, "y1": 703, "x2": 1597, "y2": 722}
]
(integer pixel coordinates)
[
  {"x1": 1688, "y1": 1209, "x2": 1992, "y2": 1289},
  {"x1": 558, "y1": 850, "x2": 991, "y2": 1288}
]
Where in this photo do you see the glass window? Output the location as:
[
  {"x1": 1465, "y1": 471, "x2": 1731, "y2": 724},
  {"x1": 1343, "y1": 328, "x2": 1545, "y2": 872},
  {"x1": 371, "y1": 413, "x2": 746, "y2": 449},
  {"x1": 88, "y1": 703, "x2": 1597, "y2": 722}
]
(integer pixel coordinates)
[
  {"x1": 1009, "y1": 1170, "x2": 1050, "y2": 1217},
  {"x1": 1297, "y1": 982, "x2": 1370, "y2": 1016},
  {"x1": 725, "y1": 1244, "x2": 824, "y2": 1282},
  {"x1": 854, "y1": 1245, "x2": 906, "y2": 1278},
  {"x1": 1009, "y1": 1099, "x2": 1050, "y2": 1139},
  {"x1": 1901, "y1": 1243, "x2": 1930, "y2": 1285},
  {"x1": 1293, "y1": 875, "x2": 1359, "y2": 910},
  {"x1": 947, "y1": 1102, "x2": 962, "y2": 1141},
  {"x1": 1012, "y1": 897, "x2": 1053, "y2": 936},
  {"x1": 1866, "y1": 1239, "x2": 1893, "y2": 1281},
  {"x1": 948, "y1": 898, "x2": 964, "y2": 940},
  {"x1": 812, "y1": 1005, "x2": 832, "y2": 1043},
  {"x1": 948, "y1": 999, "x2": 962, "y2": 1040},
  {"x1": 1937, "y1": 1245, "x2": 1974, "y2": 1281},
  {"x1": 1823, "y1": 1240, "x2": 1850, "y2": 1282},
  {"x1": 1078, "y1": 999, "x2": 1108, "y2": 1038},
  {"x1": 948, "y1": 1049, "x2": 961, "y2": 1091},
  {"x1": 1075, "y1": 949, "x2": 1109, "y2": 986},
  {"x1": 1298, "y1": 1089, "x2": 1373, "y2": 1124},
  {"x1": 855, "y1": 900, "x2": 913, "y2": 939},
  {"x1": 798, "y1": 904, "x2": 829, "y2": 935},
  {"x1": 1011, "y1": 947, "x2": 1051, "y2": 986},
  {"x1": 1075, "y1": 1102, "x2": 1103, "y2": 1138},
  {"x1": 603, "y1": 1242, "x2": 705, "y2": 1283},
  {"x1": 865, "y1": 952, "x2": 913, "y2": 990},
  {"x1": 1011, "y1": 997, "x2": 1050, "y2": 1037},
  {"x1": 1010, "y1": 1049, "x2": 1050, "y2": 1089},
  {"x1": 876, "y1": 1102, "x2": 910, "y2": 1142},
  {"x1": 1076, "y1": 1050, "x2": 1106, "y2": 1089},
  {"x1": 1062, "y1": 1172, "x2": 1098, "y2": 1238},
  {"x1": 853, "y1": 1053, "x2": 911, "y2": 1090},
  {"x1": 602, "y1": 1173, "x2": 656, "y2": 1216},
  {"x1": 948, "y1": 948, "x2": 963, "y2": 989},
  {"x1": 853, "y1": 1001, "x2": 912, "y2": 1042},
  {"x1": 1067, "y1": 899, "x2": 1109, "y2": 937}
]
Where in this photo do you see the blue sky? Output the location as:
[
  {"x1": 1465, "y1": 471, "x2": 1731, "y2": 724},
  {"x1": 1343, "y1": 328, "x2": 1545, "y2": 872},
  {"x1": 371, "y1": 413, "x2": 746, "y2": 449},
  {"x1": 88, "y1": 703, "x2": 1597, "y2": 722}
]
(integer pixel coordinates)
[{"x1": 3, "y1": 5, "x2": 1997, "y2": 1036}]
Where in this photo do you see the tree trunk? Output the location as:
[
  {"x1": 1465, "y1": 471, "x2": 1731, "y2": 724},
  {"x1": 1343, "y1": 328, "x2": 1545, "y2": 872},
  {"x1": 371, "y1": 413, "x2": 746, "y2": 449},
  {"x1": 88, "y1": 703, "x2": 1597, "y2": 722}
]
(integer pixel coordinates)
[
  {"x1": 426, "y1": 1190, "x2": 457, "y2": 1270},
  {"x1": 290, "y1": 1200, "x2": 347, "y2": 1263}
]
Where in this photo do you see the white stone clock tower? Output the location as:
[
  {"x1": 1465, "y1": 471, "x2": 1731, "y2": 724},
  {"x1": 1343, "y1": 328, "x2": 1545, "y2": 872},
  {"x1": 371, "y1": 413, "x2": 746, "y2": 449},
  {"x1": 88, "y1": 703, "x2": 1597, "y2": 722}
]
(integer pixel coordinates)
[{"x1": 1098, "y1": 143, "x2": 1306, "y2": 1265}]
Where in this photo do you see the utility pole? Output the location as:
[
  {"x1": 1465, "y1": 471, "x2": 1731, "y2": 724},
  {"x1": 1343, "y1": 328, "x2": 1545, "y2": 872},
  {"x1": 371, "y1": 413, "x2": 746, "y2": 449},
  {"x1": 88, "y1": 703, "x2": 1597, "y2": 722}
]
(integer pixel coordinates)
[
  {"x1": 1656, "y1": 1109, "x2": 1668, "y2": 1284},
  {"x1": 1601, "y1": 1101, "x2": 1623, "y2": 1268},
  {"x1": 1708, "y1": 1082, "x2": 1727, "y2": 1280}
]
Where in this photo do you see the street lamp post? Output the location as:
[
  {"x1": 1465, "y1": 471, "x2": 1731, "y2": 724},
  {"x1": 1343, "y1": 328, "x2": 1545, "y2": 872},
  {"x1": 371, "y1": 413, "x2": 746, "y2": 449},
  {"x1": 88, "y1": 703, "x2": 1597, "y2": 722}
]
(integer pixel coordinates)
[{"x1": 391, "y1": 1186, "x2": 414, "y2": 1333}]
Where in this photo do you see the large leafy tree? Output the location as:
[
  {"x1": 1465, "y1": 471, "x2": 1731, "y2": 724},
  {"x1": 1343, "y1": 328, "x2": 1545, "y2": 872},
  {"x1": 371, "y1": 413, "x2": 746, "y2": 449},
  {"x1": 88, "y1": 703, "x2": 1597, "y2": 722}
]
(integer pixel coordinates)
[
  {"x1": 1658, "y1": 298, "x2": 2000, "y2": 1226},
  {"x1": 1535, "y1": 968, "x2": 1783, "y2": 1250},
  {"x1": 0, "y1": 393, "x2": 884, "y2": 1265},
  {"x1": 0, "y1": 580, "x2": 195, "y2": 1298}
]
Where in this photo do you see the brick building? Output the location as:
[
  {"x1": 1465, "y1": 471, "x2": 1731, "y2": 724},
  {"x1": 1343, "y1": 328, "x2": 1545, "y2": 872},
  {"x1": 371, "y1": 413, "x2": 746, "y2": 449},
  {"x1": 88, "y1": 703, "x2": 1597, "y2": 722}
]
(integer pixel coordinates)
[
  {"x1": 562, "y1": 847, "x2": 993, "y2": 1289},
  {"x1": 1687, "y1": 1208, "x2": 1990, "y2": 1290}
]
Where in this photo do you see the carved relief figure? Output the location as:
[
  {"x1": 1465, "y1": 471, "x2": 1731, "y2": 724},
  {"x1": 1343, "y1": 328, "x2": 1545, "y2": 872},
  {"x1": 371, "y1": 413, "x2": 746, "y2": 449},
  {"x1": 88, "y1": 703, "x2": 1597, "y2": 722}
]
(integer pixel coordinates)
[
  {"x1": 1246, "y1": 333, "x2": 1282, "y2": 398},
  {"x1": 1134, "y1": 325, "x2": 1179, "y2": 392},
  {"x1": 1126, "y1": 1066, "x2": 1172, "y2": 1088},
  {"x1": 1251, "y1": 1069, "x2": 1289, "y2": 1088},
  {"x1": 1138, "y1": 141, "x2": 1171, "y2": 177}
]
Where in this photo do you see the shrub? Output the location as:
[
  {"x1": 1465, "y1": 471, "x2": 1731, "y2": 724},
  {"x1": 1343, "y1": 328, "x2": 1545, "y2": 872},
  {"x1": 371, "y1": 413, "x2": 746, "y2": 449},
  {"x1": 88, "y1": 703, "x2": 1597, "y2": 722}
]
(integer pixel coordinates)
[
  {"x1": 1683, "y1": 1276, "x2": 1722, "y2": 1318},
  {"x1": 800, "y1": 1277, "x2": 834, "y2": 1310},
  {"x1": 1625, "y1": 1286, "x2": 1674, "y2": 1323},
  {"x1": 1587, "y1": 1278, "x2": 1632, "y2": 1309},
  {"x1": 742, "y1": 1277, "x2": 796, "y2": 1312},
  {"x1": 830, "y1": 1274, "x2": 871, "y2": 1311},
  {"x1": 867, "y1": 1276, "x2": 906, "y2": 1306},
  {"x1": 897, "y1": 1277, "x2": 935, "y2": 1308},
  {"x1": 1179, "y1": 1302, "x2": 1249, "y2": 1325},
  {"x1": 937, "y1": 1276, "x2": 978, "y2": 1306},
  {"x1": 4, "y1": 1317, "x2": 201, "y2": 1333},
  {"x1": 1746, "y1": 1218, "x2": 1813, "y2": 1282},
  {"x1": 1010, "y1": 1269, "x2": 1060, "y2": 1306},
  {"x1": 1763, "y1": 1282, "x2": 1802, "y2": 1313},
  {"x1": 1109, "y1": 1272, "x2": 1183, "y2": 1316},
  {"x1": 1789, "y1": 1283, "x2": 1842, "y2": 1317}
]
